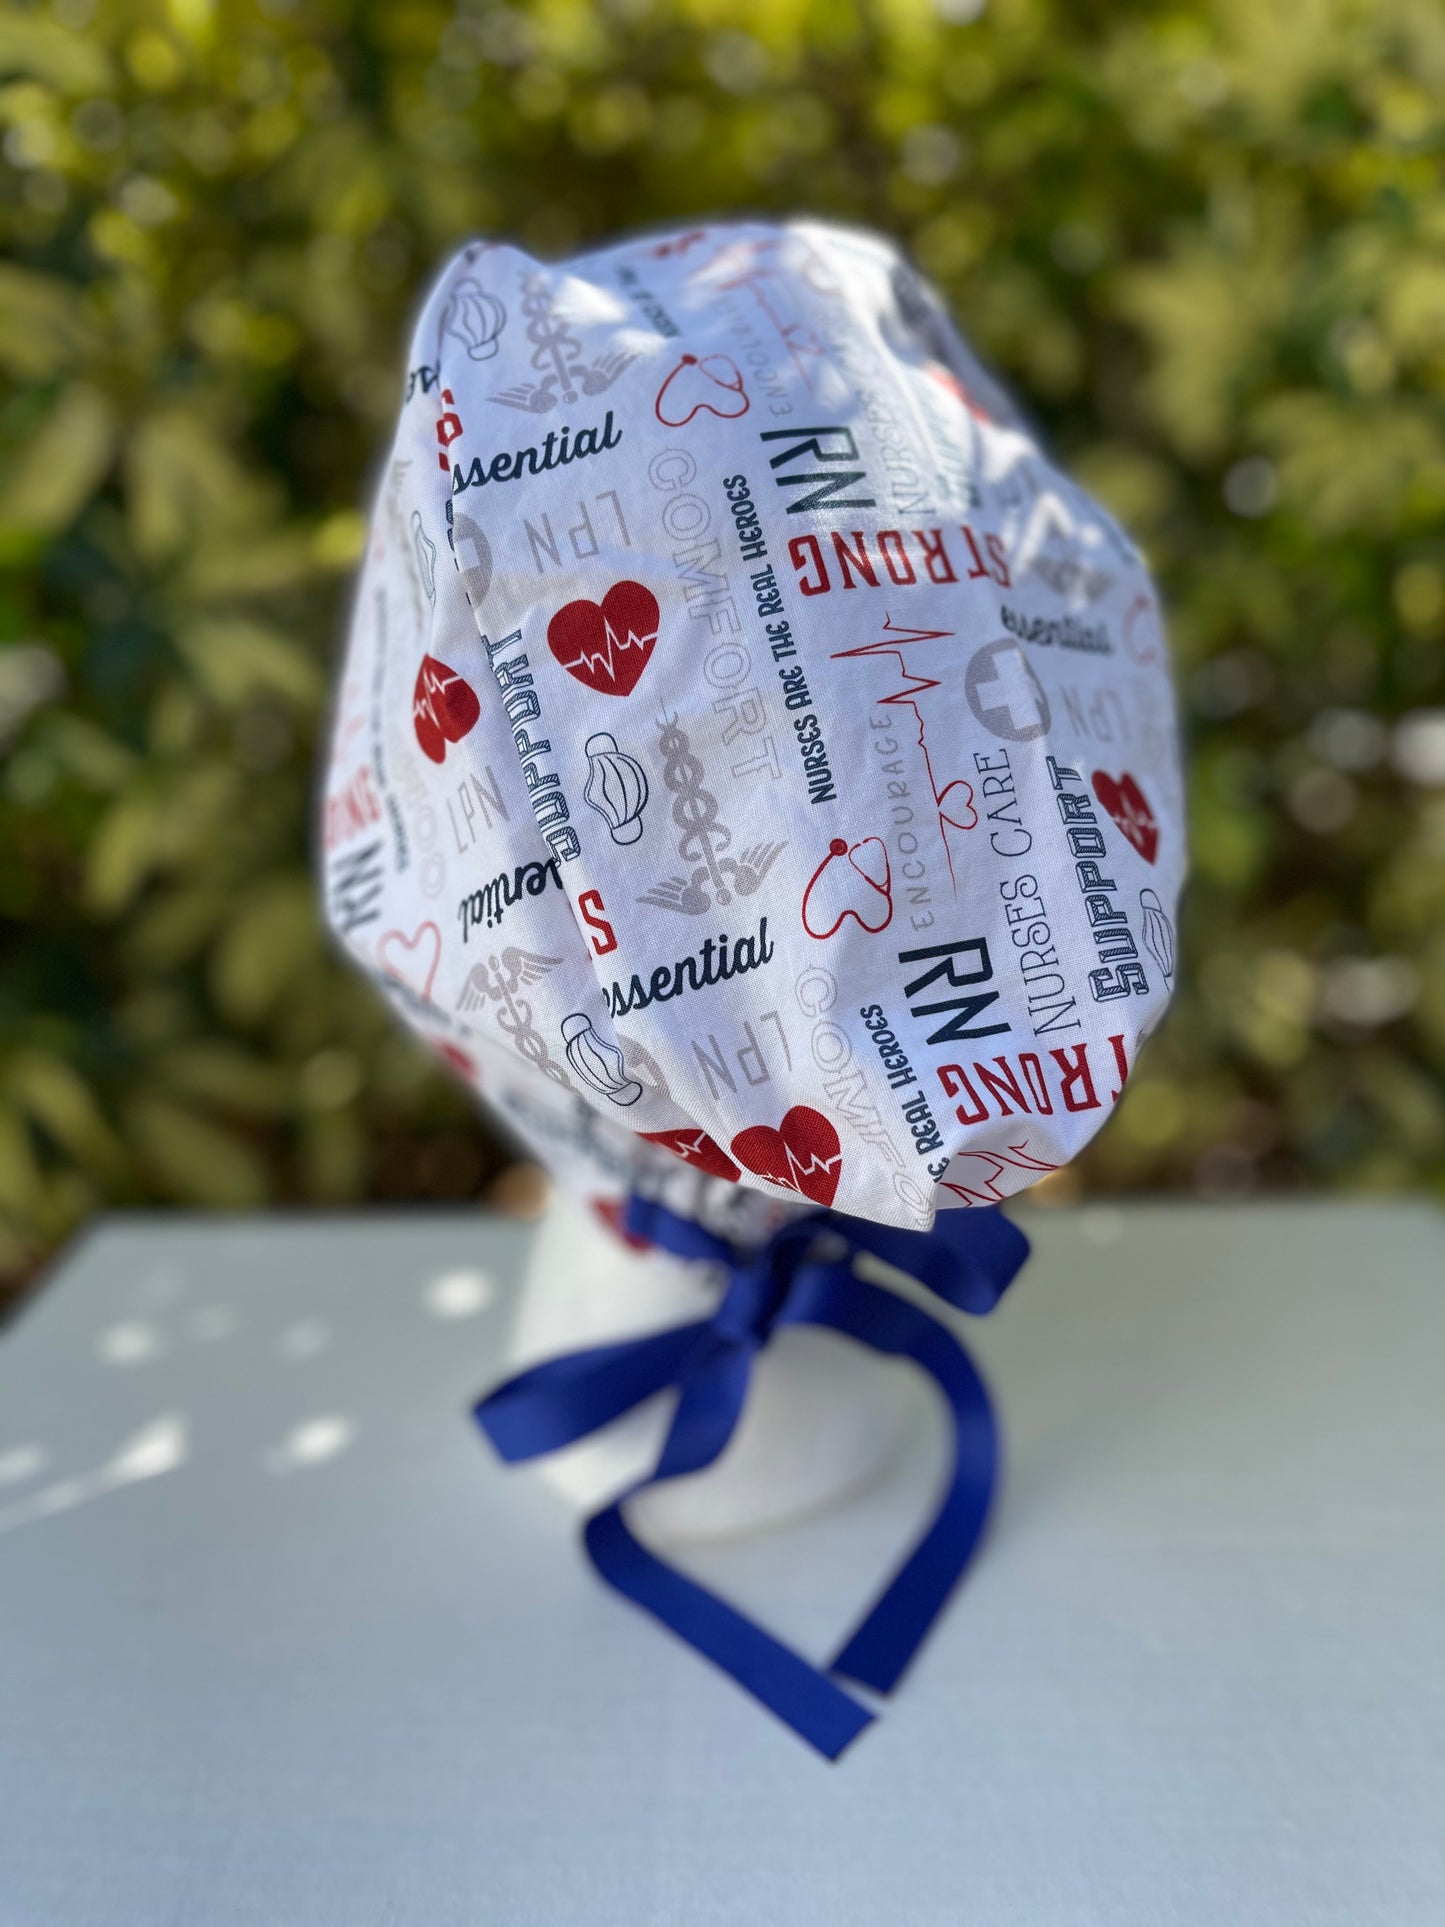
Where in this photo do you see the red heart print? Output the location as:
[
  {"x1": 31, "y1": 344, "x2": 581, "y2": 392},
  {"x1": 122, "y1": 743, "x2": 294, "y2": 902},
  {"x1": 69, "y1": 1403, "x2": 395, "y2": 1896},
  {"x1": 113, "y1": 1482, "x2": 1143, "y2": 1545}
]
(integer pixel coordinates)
[
  {"x1": 547, "y1": 581, "x2": 659, "y2": 698},
  {"x1": 801, "y1": 836, "x2": 894, "y2": 940},
  {"x1": 654, "y1": 353, "x2": 751, "y2": 427},
  {"x1": 413, "y1": 656, "x2": 480, "y2": 764},
  {"x1": 377, "y1": 922, "x2": 441, "y2": 1001},
  {"x1": 935, "y1": 776, "x2": 978, "y2": 834},
  {"x1": 730, "y1": 1106, "x2": 842, "y2": 1208},
  {"x1": 640, "y1": 1127, "x2": 740, "y2": 1182},
  {"x1": 1092, "y1": 771, "x2": 1159, "y2": 865}
]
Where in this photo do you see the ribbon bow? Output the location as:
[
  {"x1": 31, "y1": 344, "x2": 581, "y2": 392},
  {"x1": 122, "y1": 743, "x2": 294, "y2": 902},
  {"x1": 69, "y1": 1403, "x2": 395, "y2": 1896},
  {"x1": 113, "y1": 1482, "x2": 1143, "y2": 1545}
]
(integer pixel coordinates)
[{"x1": 475, "y1": 1196, "x2": 1029, "y2": 1759}]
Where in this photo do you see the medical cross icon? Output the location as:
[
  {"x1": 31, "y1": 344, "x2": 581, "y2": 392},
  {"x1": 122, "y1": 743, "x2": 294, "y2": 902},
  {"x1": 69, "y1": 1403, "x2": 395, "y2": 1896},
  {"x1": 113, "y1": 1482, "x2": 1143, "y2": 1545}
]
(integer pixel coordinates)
[{"x1": 965, "y1": 640, "x2": 1051, "y2": 741}]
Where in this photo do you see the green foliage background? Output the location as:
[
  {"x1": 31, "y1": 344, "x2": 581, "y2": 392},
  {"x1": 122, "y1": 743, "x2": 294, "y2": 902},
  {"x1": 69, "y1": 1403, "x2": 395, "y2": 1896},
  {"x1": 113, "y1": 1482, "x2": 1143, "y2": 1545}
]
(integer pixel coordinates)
[{"x1": 3, "y1": 0, "x2": 1444, "y2": 1290}]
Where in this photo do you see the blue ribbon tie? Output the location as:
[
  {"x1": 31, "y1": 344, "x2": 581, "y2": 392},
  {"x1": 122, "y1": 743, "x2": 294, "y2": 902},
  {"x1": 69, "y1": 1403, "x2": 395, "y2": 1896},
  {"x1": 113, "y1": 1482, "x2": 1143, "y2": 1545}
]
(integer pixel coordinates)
[{"x1": 474, "y1": 1196, "x2": 1029, "y2": 1760}]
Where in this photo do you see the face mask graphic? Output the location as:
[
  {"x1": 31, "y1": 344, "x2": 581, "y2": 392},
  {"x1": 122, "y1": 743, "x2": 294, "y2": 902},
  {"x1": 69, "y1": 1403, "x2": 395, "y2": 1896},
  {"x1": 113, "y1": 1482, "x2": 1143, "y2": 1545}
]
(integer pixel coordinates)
[{"x1": 583, "y1": 733, "x2": 650, "y2": 845}]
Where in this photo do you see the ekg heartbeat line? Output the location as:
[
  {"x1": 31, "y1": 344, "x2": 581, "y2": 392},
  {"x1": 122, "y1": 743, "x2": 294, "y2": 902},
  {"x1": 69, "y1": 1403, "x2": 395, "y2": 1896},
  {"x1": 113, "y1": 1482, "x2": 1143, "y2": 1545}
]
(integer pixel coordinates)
[
  {"x1": 558, "y1": 622, "x2": 654, "y2": 682},
  {"x1": 831, "y1": 618, "x2": 979, "y2": 892},
  {"x1": 782, "y1": 1145, "x2": 842, "y2": 1184},
  {"x1": 415, "y1": 664, "x2": 463, "y2": 727}
]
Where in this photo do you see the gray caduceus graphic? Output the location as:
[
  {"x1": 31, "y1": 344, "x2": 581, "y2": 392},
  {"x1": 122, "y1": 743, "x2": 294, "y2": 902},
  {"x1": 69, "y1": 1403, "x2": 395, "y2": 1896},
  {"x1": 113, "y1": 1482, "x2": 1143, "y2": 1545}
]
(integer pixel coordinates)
[
  {"x1": 456, "y1": 947, "x2": 570, "y2": 1086},
  {"x1": 638, "y1": 715, "x2": 785, "y2": 916},
  {"x1": 490, "y1": 273, "x2": 636, "y2": 413}
]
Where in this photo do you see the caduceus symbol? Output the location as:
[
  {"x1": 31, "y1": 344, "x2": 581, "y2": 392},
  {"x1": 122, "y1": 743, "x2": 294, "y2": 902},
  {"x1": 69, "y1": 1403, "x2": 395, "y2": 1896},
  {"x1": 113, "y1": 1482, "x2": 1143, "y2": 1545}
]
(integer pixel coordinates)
[
  {"x1": 491, "y1": 274, "x2": 636, "y2": 413},
  {"x1": 638, "y1": 716, "x2": 786, "y2": 915},
  {"x1": 456, "y1": 947, "x2": 570, "y2": 1086}
]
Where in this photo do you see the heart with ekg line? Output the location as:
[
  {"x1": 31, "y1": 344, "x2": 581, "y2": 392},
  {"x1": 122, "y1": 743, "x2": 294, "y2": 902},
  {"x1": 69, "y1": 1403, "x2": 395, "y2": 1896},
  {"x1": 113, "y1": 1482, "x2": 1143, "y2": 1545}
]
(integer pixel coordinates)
[
  {"x1": 731, "y1": 1106, "x2": 842, "y2": 1207},
  {"x1": 547, "y1": 581, "x2": 660, "y2": 698},
  {"x1": 640, "y1": 1127, "x2": 741, "y2": 1183},
  {"x1": 413, "y1": 656, "x2": 480, "y2": 764},
  {"x1": 1091, "y1": 770, "x2": 1159, "y2": 865}
]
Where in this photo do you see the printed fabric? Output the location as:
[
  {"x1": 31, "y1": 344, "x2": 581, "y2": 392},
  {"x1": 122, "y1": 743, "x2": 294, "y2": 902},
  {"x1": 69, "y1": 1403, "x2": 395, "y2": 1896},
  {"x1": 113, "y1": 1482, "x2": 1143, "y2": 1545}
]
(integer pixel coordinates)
[{"x1": 322, "y1": 220, "x2": 1185, "y2": 1237}]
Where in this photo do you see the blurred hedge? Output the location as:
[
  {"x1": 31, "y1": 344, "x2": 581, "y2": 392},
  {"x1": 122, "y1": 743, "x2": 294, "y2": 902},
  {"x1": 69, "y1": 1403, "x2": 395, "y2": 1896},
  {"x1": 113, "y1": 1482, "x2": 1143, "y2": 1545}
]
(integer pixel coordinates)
[{"x1": 2, "y1": 0, "x2": 1444, "y2": 1289}]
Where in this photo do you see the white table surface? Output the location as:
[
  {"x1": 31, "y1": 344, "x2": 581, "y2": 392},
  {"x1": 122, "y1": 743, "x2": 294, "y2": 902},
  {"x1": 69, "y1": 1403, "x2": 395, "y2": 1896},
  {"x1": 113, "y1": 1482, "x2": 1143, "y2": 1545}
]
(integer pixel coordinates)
[{"x1": 1, "y1": 1201, "x2": 1442, "y2": 1927}]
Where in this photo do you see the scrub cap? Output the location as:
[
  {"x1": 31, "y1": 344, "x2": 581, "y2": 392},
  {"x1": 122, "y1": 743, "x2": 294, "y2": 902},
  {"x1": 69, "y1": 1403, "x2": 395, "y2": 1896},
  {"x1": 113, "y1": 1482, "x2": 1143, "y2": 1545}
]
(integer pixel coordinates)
[{"x1": 323, "y1": 220, "x2": 1183, "y2": 1237}]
